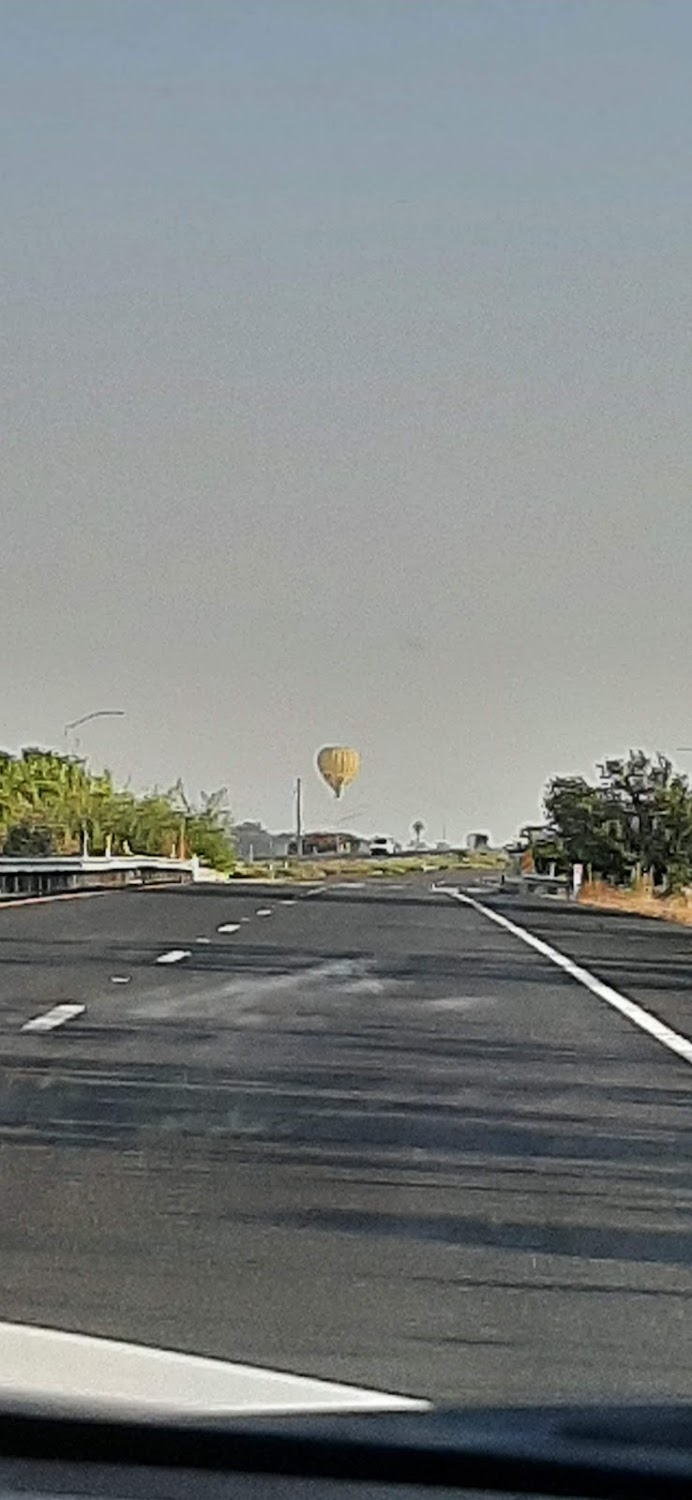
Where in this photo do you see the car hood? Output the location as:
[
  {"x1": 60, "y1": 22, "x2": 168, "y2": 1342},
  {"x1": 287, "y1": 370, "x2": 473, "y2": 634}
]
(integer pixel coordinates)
[{"x1": 0, "y1": 1321, "x2": 428, "y2": 1420}]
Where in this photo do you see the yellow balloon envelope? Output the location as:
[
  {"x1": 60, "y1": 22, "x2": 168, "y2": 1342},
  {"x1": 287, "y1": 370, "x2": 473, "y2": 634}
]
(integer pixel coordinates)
[{"x1": 316, "y1": 746, "x2": 360, "y2": 799}]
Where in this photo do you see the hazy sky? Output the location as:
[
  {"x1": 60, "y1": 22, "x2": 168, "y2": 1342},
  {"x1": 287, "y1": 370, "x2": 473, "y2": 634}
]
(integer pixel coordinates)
[{"x1": 3, "y1": 0, "x2": 692, "y2": 843}]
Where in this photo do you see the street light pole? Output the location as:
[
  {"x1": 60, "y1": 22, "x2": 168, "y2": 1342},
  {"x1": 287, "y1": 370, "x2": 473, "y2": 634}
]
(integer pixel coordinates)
[
  {"x1": 61, "y1": 711, "x2": 125, "y2": 857},
  {"x1": 63, "y1": 709, "x2": 125, "y2": 755},
  {"x1": 295, "y1": 776, "x2": 303, "y2": 857}
]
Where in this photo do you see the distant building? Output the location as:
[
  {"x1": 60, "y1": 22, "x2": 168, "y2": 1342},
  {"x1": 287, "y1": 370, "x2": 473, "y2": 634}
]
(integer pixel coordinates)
[
  {"x1": 232, "y1": 821, "x2": 275, "y2": 861},
  {"x1": 518, "y1": 824, "x2": 553, "y2": 848},
  {"x1": 233, "y1": 822, "x2": 369, "y2": 861},
  {"x1": 288, "y1": 831, "x2": 365, "y2": 857},
  {"x1": 466, "y1": 831, "x2": 491, "y2": 851},
  {"x1": 269, "y1": 831, "x2": 294, "y2": 858}
]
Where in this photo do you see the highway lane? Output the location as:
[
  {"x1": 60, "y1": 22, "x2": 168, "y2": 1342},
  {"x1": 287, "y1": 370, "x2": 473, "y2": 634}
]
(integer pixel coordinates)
[
  {"x1": 452, "y1": 880, "x2": 692, "y2": 1045},
  {"x1": 0, "y1": 878, "x2": 691, "y2": 1406},
  {"x1": 0, "y1": 882, "x2": 301, "y2": 1026}
]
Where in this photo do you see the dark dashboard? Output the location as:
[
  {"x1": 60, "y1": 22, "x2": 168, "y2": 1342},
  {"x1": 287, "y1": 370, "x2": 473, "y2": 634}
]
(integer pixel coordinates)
[{"x1": 0, "y1": 1403, "x2": 690, "y2": 1500}]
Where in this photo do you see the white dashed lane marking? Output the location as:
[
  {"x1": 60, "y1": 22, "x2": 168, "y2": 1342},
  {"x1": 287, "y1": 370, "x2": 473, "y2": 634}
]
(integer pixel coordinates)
[
  {"x1": 196, "y1": 936, "x2": 211, "y2": 944},
  {"x1": 256, "y1": 908, "x2": 272, "y2": 917},
  {"x1": 155, "y1": 949, "x2": 192, "y2": 965},
  {"x1": 22, "y1": 1004, "x2": 86, "y2": 1033},
  {"x1": 217, "y1": 923, "x2": 241, "y2": 934}
]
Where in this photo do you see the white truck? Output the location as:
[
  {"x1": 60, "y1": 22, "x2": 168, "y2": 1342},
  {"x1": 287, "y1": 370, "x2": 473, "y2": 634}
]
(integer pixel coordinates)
[{"x1": 369, "y1": 836, "x2": 399, "y2": 857}]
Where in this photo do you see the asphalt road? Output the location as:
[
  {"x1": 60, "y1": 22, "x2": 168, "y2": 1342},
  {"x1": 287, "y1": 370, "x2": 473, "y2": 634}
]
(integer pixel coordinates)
[{"x1": 1, "y1": 874, "x2": 692, "y2": 1407}]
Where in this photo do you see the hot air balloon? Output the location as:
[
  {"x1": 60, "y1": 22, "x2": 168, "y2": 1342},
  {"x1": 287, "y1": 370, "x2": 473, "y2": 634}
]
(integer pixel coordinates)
[{"x1": 316, "y1": 746, "x2": 360, "y2": 799}]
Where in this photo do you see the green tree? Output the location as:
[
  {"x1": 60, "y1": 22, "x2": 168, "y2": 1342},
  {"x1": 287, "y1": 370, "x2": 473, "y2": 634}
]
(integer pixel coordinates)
[
  {"x1": 597, "y1": 752, "x2": 692, "y2": 888},
  {"x1": 543, "y1": 751, "x2": 692, "y2": 889},
  {"x1": 543, "y1": 774, "x2": 626, "y2": 879},
  {"x1": 3, "y1": 822, "x2": 57, "y2": 856},
  {"x1": 168, "y1": 783, "x2": 235, "y2": 870},
  {"x1": 0, "y1": 750, "x2": 235, "y2": 870}
]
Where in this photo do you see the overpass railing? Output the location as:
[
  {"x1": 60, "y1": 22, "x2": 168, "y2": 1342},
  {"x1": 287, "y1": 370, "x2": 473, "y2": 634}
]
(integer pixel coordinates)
[{"x1": 0, "y1": 856, "x2": 200, "y2": 898}]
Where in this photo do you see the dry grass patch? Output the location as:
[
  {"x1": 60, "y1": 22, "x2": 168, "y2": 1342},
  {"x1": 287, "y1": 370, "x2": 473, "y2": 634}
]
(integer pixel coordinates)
[{"x1": 579, "y1": 879, "x2": 692, "y2": 927}]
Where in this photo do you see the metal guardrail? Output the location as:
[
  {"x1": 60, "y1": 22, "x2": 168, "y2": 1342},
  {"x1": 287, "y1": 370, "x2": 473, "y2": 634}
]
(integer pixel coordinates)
[
  {"x1": 501, "y1": 871, "x2": 570, "y2": 896},
  {"x1": 0, "y1": 856, "x2": 199, "y2": 898}
]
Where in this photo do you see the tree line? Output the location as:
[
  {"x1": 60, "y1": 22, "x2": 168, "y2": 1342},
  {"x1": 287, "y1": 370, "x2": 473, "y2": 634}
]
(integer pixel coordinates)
[
  {"x1": 526, "y1": 750, "x2": 692, "y2": 890},
  {"x1": 0, "y1": 748, "x2": 235, "y2": 871}
]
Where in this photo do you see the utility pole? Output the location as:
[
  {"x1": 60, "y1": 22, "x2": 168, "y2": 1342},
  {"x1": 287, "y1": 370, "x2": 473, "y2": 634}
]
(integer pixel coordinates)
[
  {"x1": 295, "y1": 776, "x2": 303, "y2": 857},
  {"x1": 63, "y1": 709, "x2": 125, "y2": 758}
]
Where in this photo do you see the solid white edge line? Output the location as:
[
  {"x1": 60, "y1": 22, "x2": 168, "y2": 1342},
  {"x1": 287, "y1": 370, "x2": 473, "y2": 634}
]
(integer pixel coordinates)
[
  {"x1": 155, "y1": 949, "x2": 192, "y2": 965},
  {"x1": 22, "y1": 1004, "x2": 86, "y2": 1033},
  {"x1": 435, "y1": 885, "x2": 692, "y2": 1067}
]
